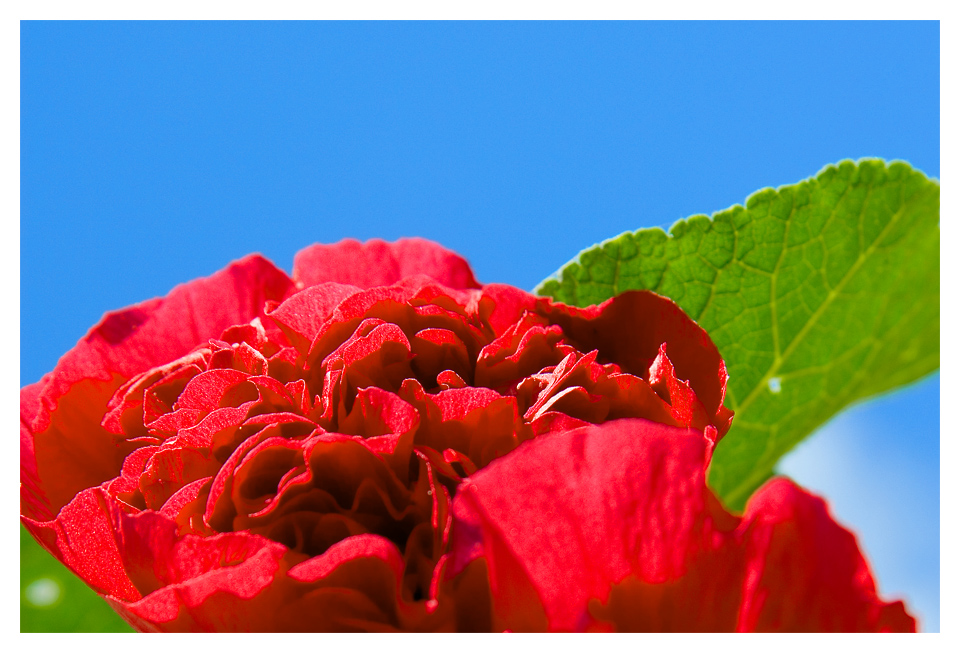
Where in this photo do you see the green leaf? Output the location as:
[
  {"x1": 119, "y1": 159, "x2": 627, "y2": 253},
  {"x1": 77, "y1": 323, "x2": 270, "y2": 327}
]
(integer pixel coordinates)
[
  {"x1": 20, "y1": 523, "x2": 134, "y2": 632},
  {"x1": 536, "y1": 159, "x2": 939, "y2": 509}
]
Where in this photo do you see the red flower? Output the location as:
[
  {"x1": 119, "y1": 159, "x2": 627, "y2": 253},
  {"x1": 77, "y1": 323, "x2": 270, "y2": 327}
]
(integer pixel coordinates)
[{"x1": 20, "y1": 238, "x2": 912, "y2": 632}]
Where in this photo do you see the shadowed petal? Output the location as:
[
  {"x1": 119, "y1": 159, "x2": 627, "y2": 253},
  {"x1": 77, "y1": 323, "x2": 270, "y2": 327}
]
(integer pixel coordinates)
[{"x1": 543, "y1": 291, "x2": 734, "y2": 437}]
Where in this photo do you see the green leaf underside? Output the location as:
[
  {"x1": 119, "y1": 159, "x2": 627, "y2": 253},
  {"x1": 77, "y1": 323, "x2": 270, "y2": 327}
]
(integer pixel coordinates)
[{"x1": 536, "y1": 160, "x2": 939, "y2": 510}]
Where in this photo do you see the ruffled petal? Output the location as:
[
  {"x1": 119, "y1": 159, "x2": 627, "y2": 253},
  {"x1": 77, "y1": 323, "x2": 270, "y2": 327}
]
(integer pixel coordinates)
[
  {"x1": 22, "y1": 256, "x2": 295, "y2": 518},
  {"x1": 542, "y1": 290, "x2": 734, "y2": 437}
]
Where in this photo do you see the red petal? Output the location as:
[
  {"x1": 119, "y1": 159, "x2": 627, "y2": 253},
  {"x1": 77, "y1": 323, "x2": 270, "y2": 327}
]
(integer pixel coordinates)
[
  {"x1": 22, "y1": 375, "x2": 136, "y2": 521},
  {"x1": 293, "y1": 238, "x2": 481, "y2": 291},
  {"x1": 174, "y1": 404, "x2": 256, "y2": 461},
  {"x1": 476, "y1": 284, "x2": 540, "y2": 335},
  {"x1": 21, "y1": 486, "x2": 141, "y2": 602},
  {"x1": 230, "y1": 438, "x2": 308, "y2": 522},
  {"x1": 20, "y1": 384, "x2": 47, "y2": 519},
  {"x1": 209, "y1": 340, "x2": 268, "y2": 376},
  {"x1": 527, "y1": 411, "x2": 591, "y2": 436},
  {"x1": 159, "y1": 478, "x2": 211, "y2": 523},
  {"x1": 475, "y1": 318, "x2": 566, "y2": 390},
  {"x1": 338, "y1": 386, "x2": 420, "y2": 446},
  {"x1": 146, "y1": 407, "x2": 206, "y2": 437},
  {"x1": 448, "y1": 419, "x2": 709, "y2": 631},
  {"x1": 141, "y1": 357, "x2": 206, "y2": 426},
  {"x1": 289, "y1": 533, "x2": 402, "y2": 582},
  {"x1": 306, "y1": 283, "x2": 482, "y2": 372},
  {"x1": 22, "y1": 256, "x2": 295, "y2": 518},
  {"x1": 433, "y1": 386, "x2": 506, "y2": 421},
  {"x1": 267, "y1": 282, "x2": 363, "y2": 354},
  {"x1": 106, "y1": 445, "x2": 158, "y2": 510},
  {"x1": 105, "y1": 522, "x2": 455, "y2": 631},
  {"x1": 406, "y1": 385, "x2": 528, "y2": 469},
  {"x1": 139, "y1": 444, "x2": 221, "y2": 511},
  {"x1": 101, "y1": 353, "x2": 205, "y2": 439},
  {"x1": 205, "y1": 431, "x2": 288, "y2": 532},
  {"x1": 436, "y1": 370, "x2": 468, "y2": 390},
  {"x1": 410, "y1": 327, "x2": 473, "y2": 388},
  {"x1": 326, "y1": 321, "x2": 412, "y2": 371},
  {"x1": 736, "y1": 478, "x2": 916, "y2": 632},
  {"x1": 176, "y1": 369, "x2": 254, "y2": 411},
  {"x1": 647, "y1": 343, "x2": 715, "y2": 432}
]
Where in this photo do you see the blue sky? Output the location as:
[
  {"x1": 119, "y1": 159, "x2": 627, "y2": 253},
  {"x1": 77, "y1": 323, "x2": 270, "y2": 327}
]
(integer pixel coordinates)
[{"x1": 20, "y1": 21, "x2": 939, "y2": 630}]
